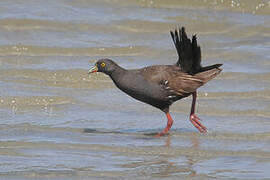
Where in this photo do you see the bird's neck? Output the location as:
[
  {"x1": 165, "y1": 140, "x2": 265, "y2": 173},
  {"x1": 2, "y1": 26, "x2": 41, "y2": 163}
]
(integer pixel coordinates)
[{"x1": 109, "y1": 65, "x2": 126, "y2": 80}]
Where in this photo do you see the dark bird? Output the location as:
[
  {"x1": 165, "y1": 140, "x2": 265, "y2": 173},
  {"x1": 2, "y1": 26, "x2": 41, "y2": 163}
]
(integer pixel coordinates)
[{"x1": 89, "y1": 27, "x2": 222, "y2": 136}]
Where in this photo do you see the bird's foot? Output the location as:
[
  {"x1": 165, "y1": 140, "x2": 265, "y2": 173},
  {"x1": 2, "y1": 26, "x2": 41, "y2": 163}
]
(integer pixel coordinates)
[
  {"x1": 190, "y1": 114, "x2": 207, "y2": 133},
  {"x1": 155, "y1": 133, "x2": 165, "y2": 137},
  {"x1": 155, "y1": 112, "x2": 173, "y2": 137},
  {"x1": 155, "y1": 125, "x2": 171, "y2": 137},
  {"x1": 155, "y1": 131, "x2": 168, "y2": 137}
]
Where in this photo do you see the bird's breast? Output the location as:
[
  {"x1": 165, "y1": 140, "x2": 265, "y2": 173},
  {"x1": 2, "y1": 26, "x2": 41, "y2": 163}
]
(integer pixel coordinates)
[{"x1": 110, "y1": 72, "x2": 168, "y2": 104}]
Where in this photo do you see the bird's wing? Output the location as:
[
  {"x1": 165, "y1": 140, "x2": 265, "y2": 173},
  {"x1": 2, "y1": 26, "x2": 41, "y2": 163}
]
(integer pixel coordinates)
[
  {"x1": 165, "y1": 73, "x2": 204, "y2": 96},
  {"x1": 140, "y1": 65, "x2": 203, "y2": 97}
]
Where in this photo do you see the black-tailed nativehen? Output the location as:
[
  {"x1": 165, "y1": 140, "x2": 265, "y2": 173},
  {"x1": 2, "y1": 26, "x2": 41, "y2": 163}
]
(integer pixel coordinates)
[{"x1": 89, "y1": 27, "x2": 222, "y2": 136}]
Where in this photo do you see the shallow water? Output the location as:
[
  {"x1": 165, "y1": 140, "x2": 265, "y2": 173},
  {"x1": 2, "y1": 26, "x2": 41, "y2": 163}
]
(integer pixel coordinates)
[{"x1": 0, "y1": 0, "x2": 270, "y2": 179}]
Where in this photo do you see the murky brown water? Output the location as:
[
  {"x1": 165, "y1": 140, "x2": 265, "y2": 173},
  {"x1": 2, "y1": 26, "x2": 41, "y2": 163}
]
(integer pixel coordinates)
[{"x1": 0, "y1": 0, "x2": 270, "y2": 179}]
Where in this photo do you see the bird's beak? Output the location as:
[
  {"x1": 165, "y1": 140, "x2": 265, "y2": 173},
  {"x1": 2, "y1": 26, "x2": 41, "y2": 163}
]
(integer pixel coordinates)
[{"x1": 88, "y1": 65, "x2": 98, "y2": 74}]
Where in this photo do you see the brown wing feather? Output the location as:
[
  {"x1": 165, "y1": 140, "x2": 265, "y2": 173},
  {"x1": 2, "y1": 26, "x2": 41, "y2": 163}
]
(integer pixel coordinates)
[
  {"x1": 140, "y1": 65, "x2": 203, "y2": 97},
  {"x1": 139, "y1": 65, "x2": 179, "y2": 84},
  {"x1": 168, "y1": 74, "x2": 203, "y2": 95},
  {"x1": 139, "y1": 65, "x2": 221, "y2": 100}
]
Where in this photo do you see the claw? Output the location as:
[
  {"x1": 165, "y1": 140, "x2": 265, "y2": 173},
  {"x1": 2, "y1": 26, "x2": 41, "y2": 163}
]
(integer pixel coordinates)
[{"x1": 190, "y1": 114, "x2": 207, "y2": 133}]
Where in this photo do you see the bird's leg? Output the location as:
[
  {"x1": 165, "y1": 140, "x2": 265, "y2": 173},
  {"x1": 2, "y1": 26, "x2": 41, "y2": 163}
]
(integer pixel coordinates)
[
  {"x1": 190, "y1": 92, "x2": 207, "y2": 133},
  {"x1": 156, "y1": 112, "x2": 174, "y2": 137}
]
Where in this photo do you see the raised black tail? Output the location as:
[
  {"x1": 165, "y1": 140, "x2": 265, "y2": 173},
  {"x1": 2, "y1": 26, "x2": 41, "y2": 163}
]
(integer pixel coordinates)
[{"x1": 170, "y1": 27, "x2": 222, "y2": 75}]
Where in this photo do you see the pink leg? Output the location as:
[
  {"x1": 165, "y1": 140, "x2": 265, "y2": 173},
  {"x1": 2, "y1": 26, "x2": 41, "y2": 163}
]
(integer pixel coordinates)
[
  {"x1": 190, "y1": 92, "x2": 207, "y2": 133},
  {"x1": 156, "y1": 112, "x2": 174, "y2": 137}
]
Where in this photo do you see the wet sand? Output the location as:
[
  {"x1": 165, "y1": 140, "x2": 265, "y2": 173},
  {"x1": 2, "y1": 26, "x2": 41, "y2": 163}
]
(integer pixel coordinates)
[{"x1": 0, "y1": 0, "x2": 270, "y2": 179}]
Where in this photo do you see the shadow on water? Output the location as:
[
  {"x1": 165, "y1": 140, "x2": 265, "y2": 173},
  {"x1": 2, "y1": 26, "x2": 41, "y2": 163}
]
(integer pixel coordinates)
[
  {"x1": 83, "y1": 127, "x2": 191, "y2": 136},
  {"x1": 83, "y1": 128, "x2": 123, "y2": 134},
  {"x1": 82, "y1": 128, "x2": 164, "y2": 137},
  {"x1": 83, "y1": 127, "x2": 195, "y2": 147}
]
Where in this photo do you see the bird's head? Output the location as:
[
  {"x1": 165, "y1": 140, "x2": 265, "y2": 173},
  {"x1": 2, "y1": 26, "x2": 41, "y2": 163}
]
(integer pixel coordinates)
[{"x1": 88, "y1": 58, "x2": 119, "y2": 75}]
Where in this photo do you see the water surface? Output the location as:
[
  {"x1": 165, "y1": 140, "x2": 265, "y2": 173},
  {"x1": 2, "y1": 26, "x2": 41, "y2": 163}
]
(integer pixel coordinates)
[{"x1": 0, "y1": 0, "x2": 270, "y2": 179}]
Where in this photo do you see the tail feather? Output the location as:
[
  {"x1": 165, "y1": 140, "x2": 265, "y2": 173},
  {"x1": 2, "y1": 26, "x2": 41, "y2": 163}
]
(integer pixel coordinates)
[
  {"x1": 198, "y1": 63, "x2": 223, "y2": 73},
  {"x1": 170, "y1": 27, "x2": 223, "y2": 77},
  {"x1": 170, "y1": 27, "x2": 202, "y2": 74}
]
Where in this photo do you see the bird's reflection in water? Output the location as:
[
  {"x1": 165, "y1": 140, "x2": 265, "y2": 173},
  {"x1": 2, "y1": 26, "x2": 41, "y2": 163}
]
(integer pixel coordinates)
[
  {"x1": 125, "y1": 134, "x2": 201, "y2": 177},
  {"x1": 188, "y1": 135, "x2": 200, "y2": 177},
  {"x1": 83, "y1": 128, "x2": 202, "y2": 177},
  {"x1": 165, "y1": 134, "x2": 171, "y2": 147},
  {"x1": 159, "y1": 133, "x2": 201, "y2": 177}
]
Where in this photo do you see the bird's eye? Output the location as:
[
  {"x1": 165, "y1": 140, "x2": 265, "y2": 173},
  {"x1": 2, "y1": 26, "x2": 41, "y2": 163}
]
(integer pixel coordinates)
[{"x1": 101, "y1": 62, "x2": 106, "y2": 68}]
